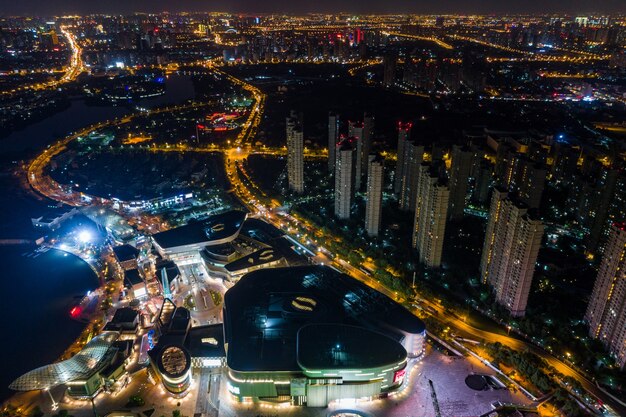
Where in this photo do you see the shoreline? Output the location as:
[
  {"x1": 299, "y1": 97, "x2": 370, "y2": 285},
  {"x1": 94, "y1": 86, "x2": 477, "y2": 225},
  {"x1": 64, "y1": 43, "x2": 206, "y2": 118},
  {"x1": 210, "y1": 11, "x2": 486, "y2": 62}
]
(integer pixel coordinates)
[{"x1": 0, "y1": 245, "x2": 103, "y2": 408}]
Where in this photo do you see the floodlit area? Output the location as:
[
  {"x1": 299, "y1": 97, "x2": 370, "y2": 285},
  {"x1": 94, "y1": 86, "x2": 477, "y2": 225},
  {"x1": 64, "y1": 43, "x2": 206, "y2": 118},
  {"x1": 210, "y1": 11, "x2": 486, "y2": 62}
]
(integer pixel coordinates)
[{"x1": 10, "y1": 345, "x2": 534, "y2": 417}]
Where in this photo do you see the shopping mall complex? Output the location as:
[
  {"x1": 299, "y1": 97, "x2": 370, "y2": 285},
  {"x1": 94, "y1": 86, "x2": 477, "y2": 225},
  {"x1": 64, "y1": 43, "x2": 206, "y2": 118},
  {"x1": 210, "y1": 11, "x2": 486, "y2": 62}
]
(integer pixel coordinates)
[
  {"x1": 9, "y1": 210, "x2": 425, "y2": 408},
  {"x1": 147, "y1": 265, "x2": 426, "y2": 405}
]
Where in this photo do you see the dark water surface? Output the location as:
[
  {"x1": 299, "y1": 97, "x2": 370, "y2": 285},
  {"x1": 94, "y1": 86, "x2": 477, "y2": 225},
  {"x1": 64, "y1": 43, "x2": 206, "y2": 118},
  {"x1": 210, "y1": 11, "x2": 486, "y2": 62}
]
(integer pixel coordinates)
[
  {"x1": 1, "y1": 74, "x2": 195, "y2": 155},
  {"x1": 0, "y1": 246, "x2": 98, "y2": 401},
  {"x1": 0, "y1": 74, "x2": 195, "y2": 401}
]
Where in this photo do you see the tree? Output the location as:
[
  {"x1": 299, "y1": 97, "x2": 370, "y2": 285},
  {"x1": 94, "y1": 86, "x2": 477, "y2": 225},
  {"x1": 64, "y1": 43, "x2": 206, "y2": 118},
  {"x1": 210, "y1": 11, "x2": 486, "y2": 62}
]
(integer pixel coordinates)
[{"x1": 126, "y1": 395, "x2": 145, "y2": 408}]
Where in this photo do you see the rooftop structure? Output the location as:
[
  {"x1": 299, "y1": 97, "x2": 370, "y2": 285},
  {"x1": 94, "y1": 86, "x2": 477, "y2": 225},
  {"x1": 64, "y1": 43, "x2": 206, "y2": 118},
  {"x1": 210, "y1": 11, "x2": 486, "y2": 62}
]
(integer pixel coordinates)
[
  {"x1": 10, "y1": 332, "x2": 119, "y2": 391},
  {"x1": 152, "y1": 210, "x2": 247, "y2": 258},
  {"x1": 223, "y1": 265, "x2": 426, "y2": 406}
]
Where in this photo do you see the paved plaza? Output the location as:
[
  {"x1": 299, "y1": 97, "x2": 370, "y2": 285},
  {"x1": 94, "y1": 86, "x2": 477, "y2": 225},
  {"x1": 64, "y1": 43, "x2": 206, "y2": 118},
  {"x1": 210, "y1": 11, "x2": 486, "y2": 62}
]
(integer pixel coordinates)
[{"x1": 6, "y1": 338, "x2": 534, "y2": 417}]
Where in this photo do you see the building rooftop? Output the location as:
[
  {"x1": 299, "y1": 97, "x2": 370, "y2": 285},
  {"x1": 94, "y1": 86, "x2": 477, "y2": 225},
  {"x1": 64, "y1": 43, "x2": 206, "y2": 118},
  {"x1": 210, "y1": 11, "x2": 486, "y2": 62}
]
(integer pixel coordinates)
[
  {"x1": 124, "y1": 269, "x2": 143, "y2": 286},
  {"x1": 240, "y1": 218, "x2": 284, "y2": 244},
  {"x1": 112, "y1": 244, "x2": 140, "y2": 263},
  {"x1": 10, "y1": 332, "x2": 119, "y2": 391},
  {"x1": 184, "y1": 324, "x2": 226, "y2": 358},
  {"x1": 223, "y1": 265, "x2": 424, "y2": 373},
  {"x1": 152, "y1": 210, "x2": 247, "y2": 250},
  {"x1": 108, "y1": 307, "x2": 138, "y2": 325},
  {"x1": 297, "y1": 324, "x2": 406, "y2": 371},
  {"x1": 156, "y1": 260, "x2": 180, "y2": 283},
  {"x1": 224, "y1": 248, "x2": 283, "y2": 272}
]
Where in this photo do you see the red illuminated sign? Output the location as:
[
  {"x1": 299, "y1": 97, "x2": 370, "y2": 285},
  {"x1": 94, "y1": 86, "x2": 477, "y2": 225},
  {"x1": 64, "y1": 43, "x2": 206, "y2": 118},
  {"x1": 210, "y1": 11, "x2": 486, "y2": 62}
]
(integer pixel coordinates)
[{"x1": 393, "y1": 369, "x2": 406, "y2": 384}]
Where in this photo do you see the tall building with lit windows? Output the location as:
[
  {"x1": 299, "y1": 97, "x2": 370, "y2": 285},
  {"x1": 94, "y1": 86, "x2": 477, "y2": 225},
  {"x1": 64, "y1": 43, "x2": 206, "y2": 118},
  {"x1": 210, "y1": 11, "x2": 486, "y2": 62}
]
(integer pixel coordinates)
[
  {"x1": 286, "y1": 111, "x2": 304, "y2": 193},
  {"x1": 348, "y1": 121, "x2": 365, "y2": 190},
  {"x1": 394, "y1": 122, "x2": 412, "y2": 194},
  {"x1": 365, "y1": 154, "x2": 384, "y2": 237},
  {"x1": 399, "y1": 140, "x2": 424, "y2": 211},
  {"x1": 383, "y1": 53, "x2": 397, "y2": 87},
  {"x1": 362, "y1": 113, "x2": 374, "y2": 177},
  {"x1": 585, "y1": 223, "x2": 626, "y2": 368},
  {"x1": 448, "y1": 144, "x2": 473, "y2": 220},
  {"x1": 334, "y1": 138, "x2": 356, "y2": 220},
  {"x1": 412, "y1": 163, "x2": 449, "y2": 268},
  {"x1": 480, "y1": 189, "x2": 543, "y2": 317},
  {"x1": 328, "y1": 112, "x2": 340, "y2": 171}
]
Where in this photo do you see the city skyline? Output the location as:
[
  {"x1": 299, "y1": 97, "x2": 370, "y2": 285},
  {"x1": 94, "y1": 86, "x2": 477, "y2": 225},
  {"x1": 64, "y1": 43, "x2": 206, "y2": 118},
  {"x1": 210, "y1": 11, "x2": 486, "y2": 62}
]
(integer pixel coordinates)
[
  {"x1": 0, "y1": 1, "x2": 625, "y2": 16},
  {"x1": 1, "y1": 8, "x2": 625, "y2": 417}
]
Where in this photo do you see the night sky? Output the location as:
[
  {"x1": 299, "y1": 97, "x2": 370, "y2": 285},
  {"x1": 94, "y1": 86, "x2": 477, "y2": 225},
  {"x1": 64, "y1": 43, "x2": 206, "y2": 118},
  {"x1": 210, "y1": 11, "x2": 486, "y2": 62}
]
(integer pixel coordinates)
[{"x1": 0, "y1": 0, "x2": 624, "y2": 16}]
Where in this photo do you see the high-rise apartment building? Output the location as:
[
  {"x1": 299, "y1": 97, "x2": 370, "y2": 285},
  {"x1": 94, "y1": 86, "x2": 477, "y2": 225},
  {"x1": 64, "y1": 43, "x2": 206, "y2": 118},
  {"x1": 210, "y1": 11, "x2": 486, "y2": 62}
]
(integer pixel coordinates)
[
  {"x1": 328, "y1": 112, "x2": 340, "y2": 171},
  {"x1": 585, "y1": 223, "x2": 626, "y2": 368},
  {"x1": 412, "y1": 163, "x2": 449, "y2": 268},
  {"x1": 448, "y1": 145, "x2": 473, "y2": 220},
  {"x1": 334, "y1": 138, "x2": 356, "y2": 219},
  {"x1": 362, "y1": 113, "x2": 374, "y2": 177},
  {"x1": 511, "y1": 156, "x2": 547, "y2": 209},
  {"x1": 480, "y1": 189, "x2": 543, "y2": 317},
  {"x1": 399, "y1": 141, "x2": 424, "y2": 211},
  {"x1": 394, "y1": 122, "x2": 412, "y2": 194},
  {"x1": 383, "y1": 53, "x2": 397, "y2": 87},
  {"x1": 365, "y1": 154, "x2": 384, "y2": 237},
  {"x1": 286, "y1": 111, "x2": 304, "y2": 193},
  {"x1": 348, "y1": 121, "x2": 365, "y2": 190}
]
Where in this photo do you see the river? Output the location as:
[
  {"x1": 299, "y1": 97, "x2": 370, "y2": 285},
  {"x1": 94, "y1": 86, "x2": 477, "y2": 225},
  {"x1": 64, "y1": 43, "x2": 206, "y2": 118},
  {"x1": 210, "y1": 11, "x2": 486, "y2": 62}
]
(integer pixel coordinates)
[
  {"x1": 1, "y1": 74, "x2": 195, "y2": 155},
  {"x1": 0, "y1": 74, "x2": 195, "y2": 401},
  {"x1": 0, "y1": 246, "x2": 99, "y2": 401}
]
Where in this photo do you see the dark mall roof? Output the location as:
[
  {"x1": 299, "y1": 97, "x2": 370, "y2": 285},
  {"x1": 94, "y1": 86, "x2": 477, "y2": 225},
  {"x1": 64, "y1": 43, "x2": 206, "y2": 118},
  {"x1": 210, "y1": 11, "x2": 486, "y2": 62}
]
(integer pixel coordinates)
[
  {"x1": 297, "y1": 324, "x2": 406, "y2": 371},
  {"x1": 156, "y1": 260, "x2": 180, "y2": 283},
  {"x1": 185, "y1": 324, "x2": 226, "y2": 358},
  {"x1": 223, "y1": 265, "x2": 425, "y2": 373},
  {"x1": 124, "y1": 269, "x2": 143, "y2": 286},
  {"x1": 107, "y1": 307, "x2": 139, "y2": 326},
  {"x1": 169, "y1": 306, "x2": 191, "y2": 334},
  {"x1": 225, "y1": 248, "x2": 283, "y2": 272},
  {"x1": 240, "y1": 218, "x2": 284, "y2": 244},
  {"x1": 204, "y1": 243, "x2": 238, "y2": 257},
  {"x1": 152, "y1": 210, "x2": 246, "y2": 249},
  {"x1": 112, "y1": 244, "x2": 139, "y2": 262}
]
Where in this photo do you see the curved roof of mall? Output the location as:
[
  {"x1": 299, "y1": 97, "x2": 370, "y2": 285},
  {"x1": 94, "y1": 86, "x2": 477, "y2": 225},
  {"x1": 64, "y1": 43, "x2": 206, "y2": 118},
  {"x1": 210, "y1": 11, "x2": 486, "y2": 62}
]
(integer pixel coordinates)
[
  {"x1": 223, "y1": 265, "x2": 425, "y2": 373},
  {"x1": 152, "y1": 210, "x2": 247, "y2": 249}
]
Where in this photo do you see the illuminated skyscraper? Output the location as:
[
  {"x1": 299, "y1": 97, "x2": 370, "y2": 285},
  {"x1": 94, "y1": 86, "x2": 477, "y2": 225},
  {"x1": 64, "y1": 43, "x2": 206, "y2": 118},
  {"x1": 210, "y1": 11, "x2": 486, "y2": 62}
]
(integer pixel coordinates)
[
  {"x1": 328, "y1": 112, "x2": 340, "y2": 171},
  {"x1": 511, "y1": 157, "x2": 547, "y2": 209},
  {"x1": 412, "y1": 163, "x2": 449, "y2": 268},
  {"x1": 383, "y1": 53, "x2": 397, "y2": 87},
  {"x1": 394, "y1": 122, "x2": 412, "y2": 194},
  {"x1": 480, "y1": 189, "x2": 543, "y2": 317},
  {"x1": 362, "y1": 113, "x2": 374, "y2": 177},
  {"x1": 286, "y1": 111, "x2": 304, "y2": 193},
  {"x1": 585, "y1": 223, "x2": 626, "y2": 368},
  {"x1": 399, "y1": 140, "x2": 424, "y2": 211},
  {"x1": 448, "y1": 145, "x2": 473, "y2": 220},
  {"x1": 348, "y1": 121, "x2": 364, "y2": 190},
  {"x1": 335, "y1": 138, "x2": 356, "y2": 220},
  {"x1": 365, "y1": 154, "x2": 384, "y2": 237}
]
